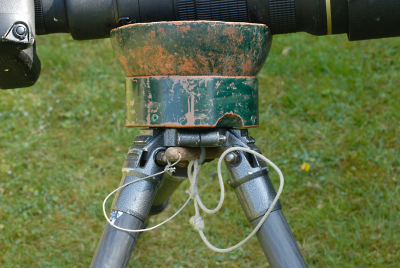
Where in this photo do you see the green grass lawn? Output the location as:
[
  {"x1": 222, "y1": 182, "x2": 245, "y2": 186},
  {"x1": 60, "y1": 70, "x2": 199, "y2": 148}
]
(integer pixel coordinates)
[{"x1": 1, "y1": 31, "x2": 399, "y2": 267}]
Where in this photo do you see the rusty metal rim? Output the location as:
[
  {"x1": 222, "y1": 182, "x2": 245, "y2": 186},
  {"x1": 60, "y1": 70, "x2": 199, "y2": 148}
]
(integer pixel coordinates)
[
  {"x1": 128, "y1": 75, "x2": 258, "y2": 78},
  {"x1": 112, "y1": 20, "x2": 269, "y2": 32},
  {"x1": 125, "y1": 123, "x2": 257, "y2": 129},
  {"x1": 111, "y1": 20, "x2": 272, "y2": 77}
]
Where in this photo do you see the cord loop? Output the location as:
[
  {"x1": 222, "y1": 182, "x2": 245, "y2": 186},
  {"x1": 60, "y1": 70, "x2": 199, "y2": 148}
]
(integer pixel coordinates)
[{"x1": 103, "y1": 146, "x2": 284, "y2": 253}]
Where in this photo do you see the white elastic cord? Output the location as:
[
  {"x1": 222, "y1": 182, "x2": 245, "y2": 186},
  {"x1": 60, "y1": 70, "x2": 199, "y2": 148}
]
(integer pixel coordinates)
[
  {"x1": 102, "y1": 146, "x2": 285, "y2": 253},
  {"x1": 102, "y1": 155, "x2": 191, "y2": 233},
  {"x1": 186, "y1": 148, "x2": 225, "y2": 214},
  {"x1": 188, "y1": 147, "x2": 284, "y2": 253}
]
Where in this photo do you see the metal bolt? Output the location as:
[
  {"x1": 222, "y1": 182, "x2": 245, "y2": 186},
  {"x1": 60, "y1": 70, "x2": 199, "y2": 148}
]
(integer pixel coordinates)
[
  {"x1": 250, "y1": 115, "x2": 256, "y2": 124},
  {"x1": 225, "y1": 152, "x2": 240, "y2": 165},
  {"x1": 156, "y1": 151, "x2": 168, "y2": 166},
  {"x1": 16, "y1": 26, "x2": 26, "y2": 35},
  {"x1": 218, "y1": 135, "x2": 227, "y2": 144},
  {"x1": 151, "y1": 114, "x2": 159, "y2": 122},
  {"x1": 13, "y1": 24, "x2": 27, "y2": 40}
]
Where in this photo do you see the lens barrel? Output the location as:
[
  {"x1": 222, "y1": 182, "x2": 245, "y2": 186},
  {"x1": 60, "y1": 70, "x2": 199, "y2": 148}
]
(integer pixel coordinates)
[
  {"x1": 34, "y1": 0, "x2": 400, "y2": 41},
  {"x1": 348, "y1": 0, "x2": 400, "y2": 40}
]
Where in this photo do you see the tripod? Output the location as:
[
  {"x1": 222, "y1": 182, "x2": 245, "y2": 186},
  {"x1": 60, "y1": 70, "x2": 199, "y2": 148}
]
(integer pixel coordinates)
[{"x1": 90, "y1": 21, "x2": 307, "y2": 268}]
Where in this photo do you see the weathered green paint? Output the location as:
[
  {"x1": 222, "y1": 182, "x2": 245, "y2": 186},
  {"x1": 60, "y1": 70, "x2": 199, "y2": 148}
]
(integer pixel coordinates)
[
  {"x1": 113, "y1": 21, "x2": 272, "y2": 128},
  {"x1": 125, "y1": 76, "x2": 258, "y2": 128},
  {"x1": 111, "y1": 21, "x2": 271, "y2": 77}
]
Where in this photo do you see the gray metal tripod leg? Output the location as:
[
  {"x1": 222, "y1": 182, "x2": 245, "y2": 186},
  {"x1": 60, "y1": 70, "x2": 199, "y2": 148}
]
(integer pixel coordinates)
[
  {"x1": 90, "y1": 130, "x2": 188, "y2": 268},
  {"x1": 251, "y1": 210, "x2": 306, "y2": 267},
  {"x1": 91, "y1": 132, "x2": 167, "y2": 268},
  {"x1": 90, "y1": 167, "x2": 188, "y2": 268},
  {"x1": 90, "y1": 213, "x2": 144, "y2": 268},
  {"x1": 149, "y1": 166, "x2": 188, "y2": 215},
  {"x1": 225, "y1": 147, "x2": 307, "y2": 268}
]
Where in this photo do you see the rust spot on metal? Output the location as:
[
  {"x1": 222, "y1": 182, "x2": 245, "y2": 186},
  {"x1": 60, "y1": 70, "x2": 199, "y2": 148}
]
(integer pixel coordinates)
[
  {"x1": 118, "y1": 55, "x2": 133, "y2": 77},
  {"x1": 115, "y1": 22, "x2": 269, "y2": 129},
  {"x1": 125, "y1": 75, "x2": 259, "y2": 128},
  {"x1": 111, "y1": 21, "x2": 271, "y2": 77},
  {"x1": 124, "y1": 123, "x2": 256, "y2": 129}
]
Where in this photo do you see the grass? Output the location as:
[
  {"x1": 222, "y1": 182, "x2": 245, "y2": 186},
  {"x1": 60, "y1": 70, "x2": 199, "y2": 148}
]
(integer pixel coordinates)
[{"x1": 0, "y1": 31, "x2": 399, "y2": 267}]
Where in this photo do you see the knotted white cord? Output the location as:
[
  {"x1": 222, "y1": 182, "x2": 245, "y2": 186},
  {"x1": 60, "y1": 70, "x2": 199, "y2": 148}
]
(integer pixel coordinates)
[
  {"x1": 186, "y1": 148, "x2": 225, "y2": 215},
  {"x1": 187, "y1": 147, "x2": 284, "y2": 253},
  {"x1": 102, "y1": 154, "x2": 192, "y2": 233},
  {"x1": 103, "y1": 146, "x2": 285, "y2": 254}
]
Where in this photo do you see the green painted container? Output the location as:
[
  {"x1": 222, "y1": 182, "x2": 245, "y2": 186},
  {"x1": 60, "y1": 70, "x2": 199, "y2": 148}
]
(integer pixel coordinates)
[
  {"x1": 111, "y1": 21, "x2": 272, "y2": 77},
  {"x1": 110, "y1": 21, "x2": 272, "y2": 128},
  {"x1": 125, "y1": 76, "x2": 259, "y2": 128}
]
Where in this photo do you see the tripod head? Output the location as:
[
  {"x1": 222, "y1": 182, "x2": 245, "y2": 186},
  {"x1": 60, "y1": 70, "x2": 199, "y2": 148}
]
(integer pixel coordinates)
[
  {"x1": 111, "y1": 21, "x2": 272, "y2": 128},
  {"x1": 113, "y1": 21, "x2": 270, "y2": 128}
]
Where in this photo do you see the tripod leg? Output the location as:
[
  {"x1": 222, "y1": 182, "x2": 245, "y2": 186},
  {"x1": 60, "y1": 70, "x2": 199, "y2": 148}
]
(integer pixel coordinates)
[
  {"x1": 225, "y1": 148, "x2": 307, "y2": 268},
  {"x1": 90, "y1": 132, "x2": 166, "y2": 268},
  {"x1": 149, "y1": 166, "x2": 188, "y2": 215},
  {"x1": 91, "y1": 213, "x2": 143, "y2": 268},
  {"x1": 251, "y1": 210, "x2": 306, "y2": 267}
]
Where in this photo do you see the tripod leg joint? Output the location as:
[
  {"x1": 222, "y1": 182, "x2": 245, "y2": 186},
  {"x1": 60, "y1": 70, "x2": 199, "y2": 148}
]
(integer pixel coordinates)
[{"x1": 224, "y1": 132, "x2": 282, "y2": 222}]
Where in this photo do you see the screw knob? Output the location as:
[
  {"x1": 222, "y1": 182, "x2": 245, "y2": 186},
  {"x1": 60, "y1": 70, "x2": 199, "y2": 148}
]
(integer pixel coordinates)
[
  {"x1": 13, "y1": 24, "x2": 28, "y2": 40},
  {"x1": 156, "y1": 151, "x2": 168, "y2": 166},
  {"x1": 16, "y1": 26, "x2": 26, "y2": 35},
  {"x1": 225, "y1": 152, "x2": 240, "y2": 165}
]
